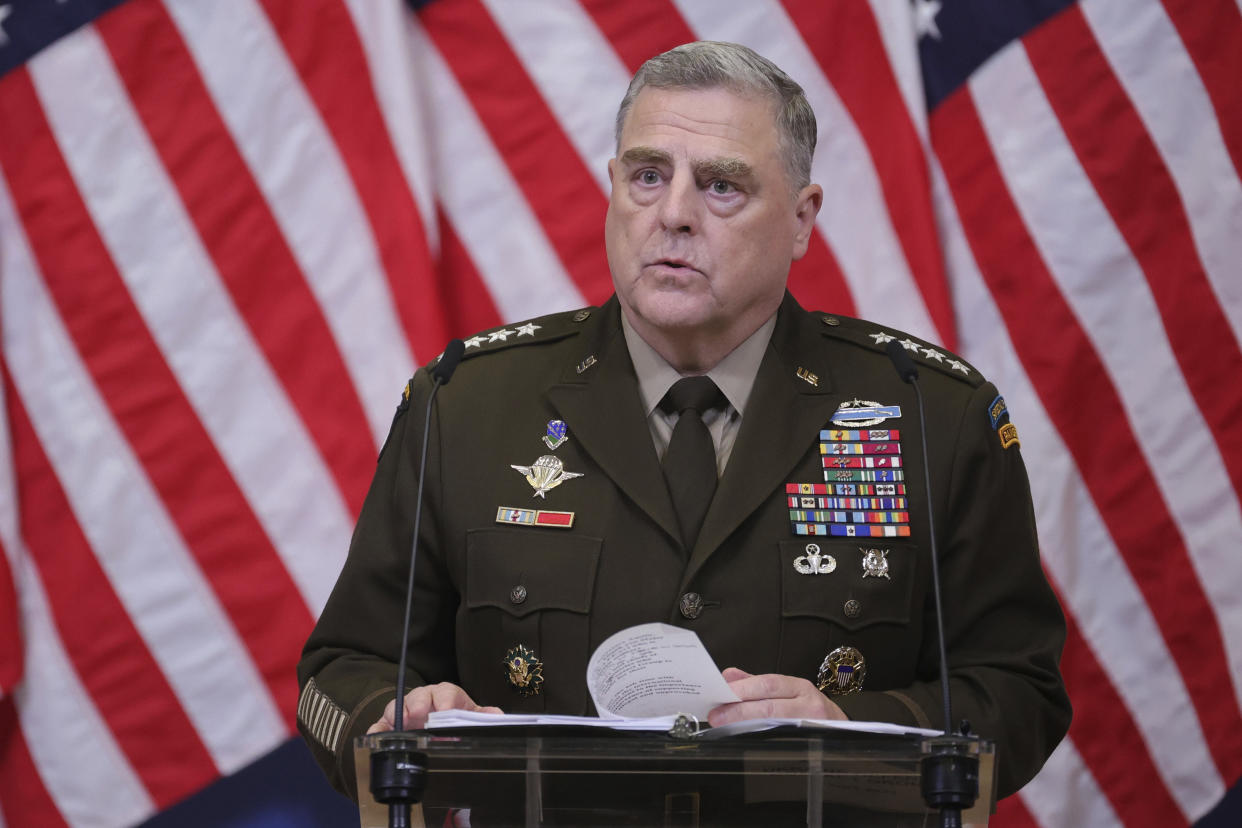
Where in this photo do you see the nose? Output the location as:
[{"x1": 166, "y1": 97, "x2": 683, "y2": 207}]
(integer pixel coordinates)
[{"x1": 658, "y1": 170, "x2": 699, "y2": 234}]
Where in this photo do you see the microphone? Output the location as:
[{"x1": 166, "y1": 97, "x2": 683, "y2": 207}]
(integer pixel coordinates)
[
  {"x1": 884, "y1": 339, "x2": 979, "y2": 828},
  {"x1": 371, "y1": 339, "x2": 465, "y2": 828}
]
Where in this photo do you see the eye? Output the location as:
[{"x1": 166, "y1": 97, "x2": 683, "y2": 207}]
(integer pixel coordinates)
[
  {"x1": 637, "y1": 169, "x2": 661, "y2": 186},
  {"x1": 708, "y1": 179, "x2": 735, "y2": 195}
]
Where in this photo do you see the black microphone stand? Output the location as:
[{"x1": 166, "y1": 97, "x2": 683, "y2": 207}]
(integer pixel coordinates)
[
  {"x1": 886, "y1": 341, "x2": 981, "y2": 828},
  {"x1": 370, "y1": 341, "x2": 465, "y2": 828}
]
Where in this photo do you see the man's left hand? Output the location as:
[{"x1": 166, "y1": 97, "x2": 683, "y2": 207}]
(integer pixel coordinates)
[{"x1": 707, "y1": 667, "x2": 847, "y2": 726}]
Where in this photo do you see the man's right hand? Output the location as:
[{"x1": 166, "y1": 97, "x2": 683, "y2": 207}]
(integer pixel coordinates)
[{"x1": 366, "y1": 682, "x2": 503, "y2": 733}]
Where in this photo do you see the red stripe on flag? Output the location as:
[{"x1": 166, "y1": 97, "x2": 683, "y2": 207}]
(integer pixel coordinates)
[
  {"x1": 994, "y1": 792, "x2": 1041, "y2": 828},
  {"x1": 436, "y1": 207, "x2": 503, "y2": 338},
  {"x1": 0, "y1": 697, "x2": 67, "y2": 828},
  {"x1": 94, "y1": 0, "x2": 375, "y2": 517},
  {"x1": 1159, "y1": 0, "x2": 1242, "y2": 178},
  {"x1": 789, "y1": 232, "x2": 856, "y2": 318},
  {"x1": 419, "y1": 0, "x2": 613, "y2": 305},
  {"x1": 579, "y1": 0, "x2": 697, "y2": 71},
  {"x1": 0, "y1": 537, "x2": 19, "y2": 694},
  {"x1": 780, "y1": 0, "x2": 955, "y2": 349},
  {"x1": 1025, "y1": 5, "x2": 1242, "y2": 507},
  {"x1": 2, "y1": 367, "x2": 218, "y2": 807},
  {"x1": 1058, "y1": 603, "x2": 1188, "y2": 827},
  {"x1": 257, "y1": 0, "x2": 449, "y2": 361},
  {"x1": 931, "y1": 88, "x2": 1242, "y2": 784},
  {"x1": 0, "y1": 68, "x2": 310, "y2": 729}
]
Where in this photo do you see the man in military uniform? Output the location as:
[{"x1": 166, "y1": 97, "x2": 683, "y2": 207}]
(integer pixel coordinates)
[{"x1": 297, "y1": 41, "x2": 1070, "y2": 803}]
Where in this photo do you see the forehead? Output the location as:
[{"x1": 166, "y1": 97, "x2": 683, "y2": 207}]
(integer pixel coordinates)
[{"x1": 617, "y1": 86, "x2": 782, "y2": 161}]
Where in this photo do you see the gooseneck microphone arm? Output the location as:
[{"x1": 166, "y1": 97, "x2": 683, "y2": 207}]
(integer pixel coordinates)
[
  {"x1": 393, "y1": 338, "x2": 465, "y2": 731},
  {"x1": 370, "y1": 339, "x2": 465, "y2": 828},
  {"x1": 884, "y1": 340, "x2": 952, "y2": 735},
  {"x1": 885, "y1": 339, "x2": 980, "y2": 828}
]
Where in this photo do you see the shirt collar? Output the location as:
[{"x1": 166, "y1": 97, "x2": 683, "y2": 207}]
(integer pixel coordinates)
[{"x1": 622, "y1": 311, "x2": 777, "y2": 418}]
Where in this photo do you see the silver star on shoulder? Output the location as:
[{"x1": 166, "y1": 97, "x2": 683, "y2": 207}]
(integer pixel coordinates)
[
  {"x1": 487, "y1": 328, "x2": 515, "y2": 343},
  {"x1": 463, "y1": 336, "x2": 486, "y2": 348},
  {"x1": 922, "y1": 347, "x2": 945, "y2": 363},
  {"x1": 948, "y1": 360, "x2": 971, "y2": 374},
  {"x1": 914, "y1": 0, "x2": 943, "y2": 40},
  {"x1": 870, "y1": 331, "x2": 895, "y2": 345},
  {"x1": 515, "y1": 322, "x2": 541, "y2": 336},
  {"x1": 899, "y1": 338, "x2": 922, "y2": 352}
]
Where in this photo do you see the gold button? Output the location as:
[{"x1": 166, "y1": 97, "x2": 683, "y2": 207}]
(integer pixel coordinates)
[
  {"x1": 679, "y1": 592, "x2": 704, "y2": 620},
  {"x1": 821, "y1": 315, "x2": 840, "y2": 327},
  {"x1": 844, "y1": 599, "x2": 861, "y2": 618},
  {"x1": 510, "y1": 585, "x2": 527, "y2": 605},
  {"x1": 572, "y1": 310, "x2": 591, "y2": 322}
]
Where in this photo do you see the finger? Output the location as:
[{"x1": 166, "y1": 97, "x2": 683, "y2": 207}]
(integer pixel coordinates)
[
  {"x1": 721, "y1": 666, "x2": 753, "y2": 682},
  {"x1": 428, "y1": 682, "x2": 473, "y2": 713},
  {"x1": 472, "y1": 705, "x2": 504, "y2": 715},
  {"x1": 401, "y1": 686, "x2": 434, "y2": 730},
  {"x1": 727, "y1": 673, "x2": 803, "y2": 702}
]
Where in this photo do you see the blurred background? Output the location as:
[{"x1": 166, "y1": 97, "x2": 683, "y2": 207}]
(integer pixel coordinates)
[{"x1": 1, "y1": 0, "x2": 1239, "y2": 826}]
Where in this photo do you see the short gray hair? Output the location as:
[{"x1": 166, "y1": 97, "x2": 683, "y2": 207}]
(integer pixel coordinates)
[{"x1": 614, "y1": 41, "x2": 817, "y2": 190}]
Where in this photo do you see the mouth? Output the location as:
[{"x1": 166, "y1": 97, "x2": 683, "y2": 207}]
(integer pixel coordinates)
[{"x1": 646, "y1": 257, "x2": 700, "y2": 274}]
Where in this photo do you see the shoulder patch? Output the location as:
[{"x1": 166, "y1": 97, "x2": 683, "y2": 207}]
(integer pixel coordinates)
[
  {"x1": 428, "y1": 307, "x2": 594, "y2": 370},
  {"x1": 814, "y1": 313, "x2": 983, "y2": 387}
]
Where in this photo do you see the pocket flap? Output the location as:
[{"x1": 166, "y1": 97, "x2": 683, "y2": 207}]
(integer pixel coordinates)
[{"x1": 466, "y1": 528, "x2": 602, "y2": 618}]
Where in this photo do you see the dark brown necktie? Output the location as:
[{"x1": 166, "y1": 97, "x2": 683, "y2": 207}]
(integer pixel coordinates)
[{"x1": 659, "y1": 376, "x2": 727, "y2": 550}]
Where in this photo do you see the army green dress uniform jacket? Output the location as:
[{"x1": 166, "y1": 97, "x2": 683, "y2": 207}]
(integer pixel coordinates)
[{"x1": 297, "y1": 293, "x2": 1071, "y2": 800}]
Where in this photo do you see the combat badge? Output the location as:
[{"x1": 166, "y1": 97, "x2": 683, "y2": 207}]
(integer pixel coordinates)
[
  {"x1": 503, "y1": 645, "x2": 544, "y2": 696},
  {"x1": 831, "y1": 399, "x2": 902, "y2": 427},
  {"x1": 511, "y1": 454, "x2": 583, "y2": 498},
  {"x1": 794, "y1": 543, "x2": 837, "y2": 575},
  {"x1": 817, "y1": 646, "x2": 866, "y2": 696},
  {"x1": 861, "y1": 548, "x2": 891, "y2": 579},
  {"x1": 542, "y1": 419, "x2": 569, "y2": 450}
]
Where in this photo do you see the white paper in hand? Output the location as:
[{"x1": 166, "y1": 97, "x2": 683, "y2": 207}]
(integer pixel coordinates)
[{"x1": 586, "y1": 622, "x2": 741, "y2": 719}]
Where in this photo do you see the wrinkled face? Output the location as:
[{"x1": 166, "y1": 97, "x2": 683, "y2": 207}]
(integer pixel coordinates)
[{"x1": 605, "y1": 86, "x2": 820, "y2": 341}]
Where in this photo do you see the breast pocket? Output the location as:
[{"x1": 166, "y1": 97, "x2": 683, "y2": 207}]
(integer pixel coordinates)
[
  {"x1": 777, "y1": 539, "x2": 921, "y2": 687},
  {"x1": 460, "y1": 528, "x2": 602, "y2": 713}
]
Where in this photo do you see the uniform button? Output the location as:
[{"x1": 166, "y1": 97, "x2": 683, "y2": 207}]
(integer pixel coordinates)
[
  {"x1": 821, "y1": 315, "x2": 841, "y2": 327},
  {"x1": 844, "y1": 599, "x2": 861, "y2": 618},
  {"x1": 572, "y1": 309, "x2": 591, "y2": 322},
  {"x1": 510, "y1": 585, "x2": 527, "y2": 605},
  {"x1": 679, "y1": 592, "x2": 704, "y2": 620}
]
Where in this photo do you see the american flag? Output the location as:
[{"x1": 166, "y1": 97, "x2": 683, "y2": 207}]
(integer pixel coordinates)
[{"x1": 1, "y1": 0, "x2": 1239, "y2": 826}]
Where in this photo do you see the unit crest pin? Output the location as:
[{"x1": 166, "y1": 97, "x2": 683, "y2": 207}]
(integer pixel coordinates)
[{"x1": 543, "y1": 419, "x2": 569, "y2": 450}]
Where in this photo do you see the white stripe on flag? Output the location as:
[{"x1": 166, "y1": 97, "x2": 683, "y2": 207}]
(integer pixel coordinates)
[
  {"x1": 930, "y1": 156, "x2": 1224, "y2": 818},
  {"x1": 163, "y1": 0, "x2": 415, "y2": 444},
  {"x1": 865, "y1": 0, "x2": 929, "y2": 141},
  {"x1": 673, "y1": 0, "x2": 941, "y2": 343},
  {"x1": 0, "y1": 306, "x2": 150, "y2": 826},
  {"x1": 341, "y1": 0, "x2": 439, "y2": 253},
  {"x1": 1081, "y1": 0, "x2": 1242, "y2": 345},
  {"x1": 1020, "y1": 738, "x2": 1125, "y2": 828},
  {"x1": 970, "y1": 41, "x2": 1242, "y2": 720},
  {"x1": 411, "y1": 17, "x2": 587, "y2": 320},
  {"x1": 0, "y1": 178, "x2": 287, "y2": 775},
  {"x1": 483, "y1": 0, "x2": 630, "y2": 195},
  {"x1": 27, "y1": 23, "x2": 353, "y2": 617}
]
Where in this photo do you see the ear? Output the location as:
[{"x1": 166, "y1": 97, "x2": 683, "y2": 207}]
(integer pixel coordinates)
[
  {"x1": 790, "y1": 183, "x2": 823, "y2": 261},
  {"x1": 607, "y1": 157, "x2": 618, "y2": 192}
]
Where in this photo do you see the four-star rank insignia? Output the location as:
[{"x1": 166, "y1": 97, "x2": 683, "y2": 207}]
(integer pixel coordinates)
[
  {"x1": 511, "y1": 454, "x2": 583, "y2": 498},
  {"x1": 503, "y1": 644, "x2": 544, "y2": 696}
]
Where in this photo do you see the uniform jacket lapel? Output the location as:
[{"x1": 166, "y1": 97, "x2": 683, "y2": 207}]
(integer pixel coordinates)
[
  {"x1": 682, "y1": 294, "x2": 843, "y2": 587},
  {"x1": 545, "y1": 299, "x2": 682, "y2": 546}
]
